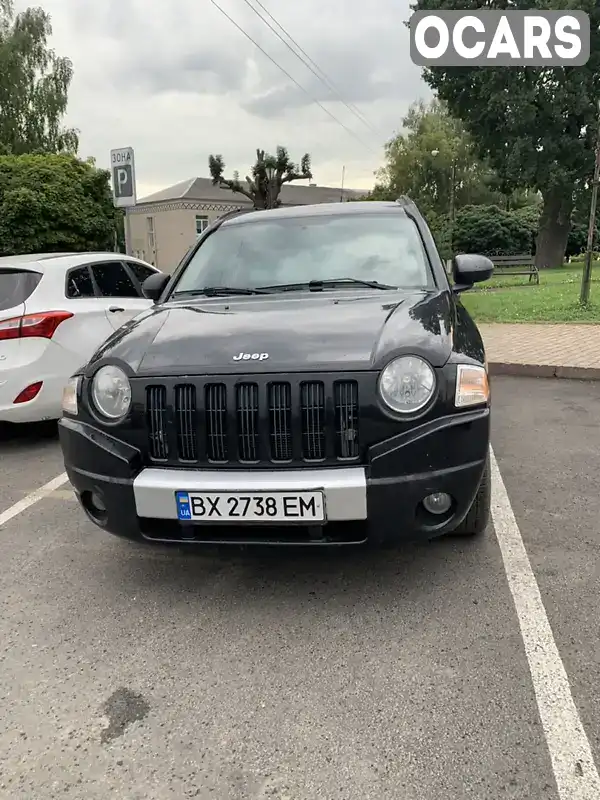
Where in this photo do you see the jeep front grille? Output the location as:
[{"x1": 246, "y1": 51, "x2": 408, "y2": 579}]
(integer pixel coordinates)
[
  {"x1": 144, "y1": 377, "x2": 361, "y2": 466},
  {"x1": 146, "y1": 385, "x2": 168, "y2": 460},
  {"x1": 268, "y1": 382, "x2": 292, "y2": 461},
  {"x1": 206, "y1": 383, "x2": 227, "y2": 462},
  {"x1": 334, "y1": 380, "x2": 359, "y2": 459}
]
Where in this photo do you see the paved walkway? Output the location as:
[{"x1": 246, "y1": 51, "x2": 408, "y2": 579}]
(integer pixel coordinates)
[{"x1": 479, "y1": 323, "x2": 600, "y2": 378}]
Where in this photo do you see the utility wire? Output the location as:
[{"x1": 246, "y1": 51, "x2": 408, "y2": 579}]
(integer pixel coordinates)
[
  {"x1": 208, "y1": 0, "x2": 376, "y2": 154},
  {"x1": 240, "y1": 0, "x2": 377, "y2": 135}
]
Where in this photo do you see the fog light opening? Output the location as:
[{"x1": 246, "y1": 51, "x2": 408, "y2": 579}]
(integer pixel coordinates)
[
  {"x1": 422, "y1": 492, "x2": 452, "y2": 515},
  {"x1": 80, "y1": 490, "x2": 108, "y2": 525},
  {"x1": 13, "y1": 381, "x2": 43, "y2": 404}
]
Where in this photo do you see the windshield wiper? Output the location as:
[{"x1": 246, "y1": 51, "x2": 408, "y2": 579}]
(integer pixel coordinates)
[
  {"x1": 258, "y1": 277, "x2": 398, "y2": 292},
  {"x1": 172, "y1": 286, "x2": 273, "y2": 298}
]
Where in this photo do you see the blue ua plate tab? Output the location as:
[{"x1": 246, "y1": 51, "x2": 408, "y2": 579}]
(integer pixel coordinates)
[{"x1": 175, "y1": 492, "x2": 192, "y2": 520}]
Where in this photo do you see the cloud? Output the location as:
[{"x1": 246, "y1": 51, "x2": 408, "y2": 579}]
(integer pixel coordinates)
[{"x1": 13, "y1": 0, "x2": 431, "y2": 196}]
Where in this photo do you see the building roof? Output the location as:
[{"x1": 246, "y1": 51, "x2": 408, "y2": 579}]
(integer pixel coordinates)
[{"x1": 138, "y1": 176, "x2": 367, "y2": 206}]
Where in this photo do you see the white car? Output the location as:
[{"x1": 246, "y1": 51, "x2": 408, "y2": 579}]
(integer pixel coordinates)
[{"x1": 0, "y1": 252, "x2": 160, "y2": 424}]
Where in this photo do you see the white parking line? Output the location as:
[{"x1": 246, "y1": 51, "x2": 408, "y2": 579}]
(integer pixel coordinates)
[
  {"x1": 490, "y1": 446, "x2": 600, "y2": 799},
  {"x1": 0, "y1": 472, "x2": 68, "y2": 528}
]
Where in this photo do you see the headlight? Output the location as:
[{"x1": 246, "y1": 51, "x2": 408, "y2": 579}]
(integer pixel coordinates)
[
  {"x1": 91, "y1": 365, "x2": 132, "y2": 420},
  {"x1": 455, "y1": 364, "x2": 489, "y2": 407},
  {"x1": 62, "y1": 376, "x2": 80, "y2": 415},
  {"x1": 379, "y1": 355, "x2": 436, "y2": 414}
]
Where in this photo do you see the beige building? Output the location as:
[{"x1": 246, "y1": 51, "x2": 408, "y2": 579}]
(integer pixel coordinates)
[{"x1": 128, "y1": 177, "x2": 366, "y2": 272}]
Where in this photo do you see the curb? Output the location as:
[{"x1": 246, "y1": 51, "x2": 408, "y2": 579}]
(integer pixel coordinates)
[{"x1": 488, "y1": 362, "x2": 600, "y2": 381}]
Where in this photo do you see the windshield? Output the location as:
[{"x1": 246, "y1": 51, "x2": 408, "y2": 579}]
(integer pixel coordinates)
[{"x1": 171, "y1": 212, "x2": 433, "y2": 295}]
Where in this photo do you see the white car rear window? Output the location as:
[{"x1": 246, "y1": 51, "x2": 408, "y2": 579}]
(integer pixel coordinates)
[{"x1": 0, "y1": 269, "x2": 42, "y2": 311}]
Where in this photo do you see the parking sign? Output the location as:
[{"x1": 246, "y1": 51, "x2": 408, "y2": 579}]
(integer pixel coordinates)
[{"x1": 110, "y1": 147, "x2": 137, "y2": 207}]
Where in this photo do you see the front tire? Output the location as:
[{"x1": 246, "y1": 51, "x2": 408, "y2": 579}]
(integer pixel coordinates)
[{"x1": 452, "y1": 454, "x2": 491, "y2": 537}]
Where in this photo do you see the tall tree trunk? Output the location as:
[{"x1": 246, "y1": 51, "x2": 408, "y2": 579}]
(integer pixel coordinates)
[{"x1": 535, "y1": 187, "x2": 574, "y2": 269}]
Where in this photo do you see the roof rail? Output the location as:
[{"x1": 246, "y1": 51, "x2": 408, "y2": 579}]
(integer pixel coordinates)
[
  {"x1": 394, "y1": 195, "x2": 419, "y2": 212},
  {"x1": 215, "y1": 207, "x2": 254, "y2": 223}
]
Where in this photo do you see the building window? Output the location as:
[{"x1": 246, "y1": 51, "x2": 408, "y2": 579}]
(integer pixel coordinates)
[
  {"x1": 196, "y1": 215, "x2": 209, "y2": 237},
  {"x1": 146, "y1": 216, "x2": 155, "y2": 249}
]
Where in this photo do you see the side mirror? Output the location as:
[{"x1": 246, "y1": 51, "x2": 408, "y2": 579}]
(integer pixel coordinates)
[
  {"x1": 451, "y1": 254, "x2": 494, "y2": 292},
  {"x1": 142, "y1": 272, "x2": 170, "y2": 302}
]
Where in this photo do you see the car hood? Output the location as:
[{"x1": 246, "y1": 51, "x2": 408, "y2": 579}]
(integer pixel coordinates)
[{"x1": 88, "y1": 290, "x2": 456, "y2": 376}]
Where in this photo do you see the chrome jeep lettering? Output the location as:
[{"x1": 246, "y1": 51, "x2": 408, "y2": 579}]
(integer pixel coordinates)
[{"x1": 233, "y1": 352, "x2": 269, "y2": 361}]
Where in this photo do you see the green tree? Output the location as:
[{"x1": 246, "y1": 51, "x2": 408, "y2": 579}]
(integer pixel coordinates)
[
  {"x1": 0, "y1": 153, "x2": 117, "y2": 254},
  {"x1": 358, "y1": 182, "x2": 396, "y2": 201},
  {"x1": 0, "y1": 0, "x2": 78, "y2": 154},
  {"x1": 409, "y1": 0, "x2": 600, "y2": 269},
  {"x1": 565, "y1": 178, "x2": 600, "y2": 257},
  {"x1": 453, "y1": 204, "x2": 535, "y2": 257},
  {"x1": 209, "y1": 146, "x2": 312, "y2": 210},
  {"x1": 374, "y1": 99, "x2": 513, "y2": 219},
  {"x1": 512, "y1": 203, "x2": 542, "y2": 249},
  {"x1": 427, "y1": 211, "x2": 453, "y2": 261}
]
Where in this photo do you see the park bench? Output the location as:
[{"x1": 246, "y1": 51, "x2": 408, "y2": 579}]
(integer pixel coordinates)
[
  {"x1": 445, "y1": 254, "x2": 539, "y2": 285},
  {"x1": 490, "y1": 254, "x2": 539, "y2": 285}
]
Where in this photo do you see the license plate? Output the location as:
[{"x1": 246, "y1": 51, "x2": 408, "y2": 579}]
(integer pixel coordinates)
[{"x1": 175, "y1": 490, "x2": 325, "y2": 522}]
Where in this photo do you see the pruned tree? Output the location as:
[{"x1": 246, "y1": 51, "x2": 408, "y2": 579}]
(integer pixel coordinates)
[
  {"x1": 0, "y1": 0, "x2": 78, "y2": 155},
  {"x1": 408, "y1": 0, "x2": 600, "y2": 269},
  {"x1": 208, "y1": 146, "x2": 312, "y2": 209}
]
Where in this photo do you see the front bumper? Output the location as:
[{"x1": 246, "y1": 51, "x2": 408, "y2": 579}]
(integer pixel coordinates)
[{"x1": 59, "y1": 407, "x2": 490, "y2": 546}]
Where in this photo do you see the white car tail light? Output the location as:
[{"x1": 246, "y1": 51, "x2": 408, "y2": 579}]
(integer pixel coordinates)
[{"x1": 0, "y1": 311, "x2": 73, "y2": 341}]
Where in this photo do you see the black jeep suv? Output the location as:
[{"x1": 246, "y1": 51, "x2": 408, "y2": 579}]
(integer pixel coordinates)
[{"x1": 58, "y1": 198, "x2": 493, "y2": 548}]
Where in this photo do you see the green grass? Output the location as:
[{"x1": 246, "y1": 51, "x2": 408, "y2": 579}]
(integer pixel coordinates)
[{"x1": 460, "y1": 263, "x2": 600, "y2": 323}]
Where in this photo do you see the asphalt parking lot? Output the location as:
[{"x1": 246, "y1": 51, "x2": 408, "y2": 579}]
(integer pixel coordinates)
[{"x1": 1, "y1": 375, "x2": 599, "y2": 800}]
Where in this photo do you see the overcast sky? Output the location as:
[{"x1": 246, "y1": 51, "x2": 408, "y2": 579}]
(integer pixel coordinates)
[{"x1": 14, "y1": 0, "x2": 430, "y2": 198}]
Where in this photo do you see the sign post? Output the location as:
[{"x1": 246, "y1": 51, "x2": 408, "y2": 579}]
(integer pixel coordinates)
[{"x1": 110, "y1": 147, "x2": 137, "y2": 255}]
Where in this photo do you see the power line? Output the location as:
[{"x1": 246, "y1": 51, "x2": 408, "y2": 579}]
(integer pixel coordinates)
[
  {"x1": 207, "y1": 0, "x2": 376, "y2": 154},
  {"x1": 239, "y1": 0, "x2": 378, "y2": 135}
]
